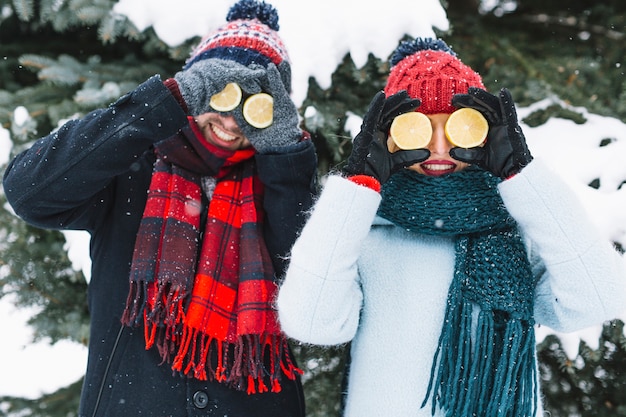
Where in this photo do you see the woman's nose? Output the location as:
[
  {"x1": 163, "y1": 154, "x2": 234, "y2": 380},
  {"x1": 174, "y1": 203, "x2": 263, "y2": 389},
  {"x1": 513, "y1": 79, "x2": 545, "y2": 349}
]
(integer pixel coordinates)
[{"x1": 427, "y1": 124, "x2": 452, "y2": 155}]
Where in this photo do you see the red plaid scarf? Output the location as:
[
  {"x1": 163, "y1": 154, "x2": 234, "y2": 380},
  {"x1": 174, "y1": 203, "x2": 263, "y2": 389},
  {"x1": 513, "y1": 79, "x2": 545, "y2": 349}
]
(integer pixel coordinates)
[{"x1": 122, "y1": 118, "x2": 300, "y2": 393}]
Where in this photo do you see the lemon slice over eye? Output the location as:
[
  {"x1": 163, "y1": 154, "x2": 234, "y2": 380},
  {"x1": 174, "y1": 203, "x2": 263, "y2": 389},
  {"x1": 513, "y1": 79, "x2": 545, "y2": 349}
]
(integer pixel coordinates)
[
  {"x1": 209, "y1": 83, "x2": 242, "y2": 112},
  {"x1": 243, "y1": 93, "x2": 274, "y2": 129},
  {"x1": 389, "y1": 112, "x2": 433, "y2": 150},
  {"x1": 444, "y1": 108, "x2": 488, "y2": 148}
]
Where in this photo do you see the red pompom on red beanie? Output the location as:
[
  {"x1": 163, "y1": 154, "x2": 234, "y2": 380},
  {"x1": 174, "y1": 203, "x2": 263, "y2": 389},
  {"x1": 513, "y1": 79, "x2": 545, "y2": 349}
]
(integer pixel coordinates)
[{"x1": 384, "y1": 38, "x2": 485, "y2": 115}]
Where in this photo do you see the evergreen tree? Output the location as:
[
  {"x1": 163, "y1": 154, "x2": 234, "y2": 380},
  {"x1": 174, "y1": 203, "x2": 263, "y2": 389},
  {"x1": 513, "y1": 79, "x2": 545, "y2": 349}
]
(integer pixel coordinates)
[
  {"x1": 1, "y1": 1, "x2": 625, "y2": 416},
  {"x1": 538, "y1": 320, "x2": 626, "y2": 416}
]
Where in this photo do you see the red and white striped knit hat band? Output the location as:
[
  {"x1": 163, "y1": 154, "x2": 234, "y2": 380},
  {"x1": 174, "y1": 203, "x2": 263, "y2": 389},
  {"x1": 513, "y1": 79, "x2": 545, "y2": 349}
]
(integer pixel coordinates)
[{"x1": 183, "y1": 0, "x2": 291, "y2": 91}]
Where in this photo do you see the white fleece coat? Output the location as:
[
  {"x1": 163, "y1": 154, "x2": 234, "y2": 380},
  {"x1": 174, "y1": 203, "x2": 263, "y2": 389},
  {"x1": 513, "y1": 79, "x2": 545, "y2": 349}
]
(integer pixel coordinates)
[{"x1": 277, "y1": 159, "x2": 626, "y2": 417}]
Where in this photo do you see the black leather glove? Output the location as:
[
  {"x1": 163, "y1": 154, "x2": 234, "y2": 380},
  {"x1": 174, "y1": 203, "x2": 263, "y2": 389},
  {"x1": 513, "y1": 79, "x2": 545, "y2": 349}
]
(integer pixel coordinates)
[
  {"x1": 449, "y1": 87, "x2": 532, "y2": 179},
  {"x1": 174, "y1": 58, "x2": 265, "y2": 116},
  {"x1": 233, "y1": 62, "x2": 302, "y2": 153},
  {"x1": 343, "y1": 90, "x2": 430, "y2": 184}
]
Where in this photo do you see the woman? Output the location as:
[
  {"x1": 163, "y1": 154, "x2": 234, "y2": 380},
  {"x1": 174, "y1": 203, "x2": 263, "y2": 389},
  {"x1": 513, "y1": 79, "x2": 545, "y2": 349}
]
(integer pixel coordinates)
[{"x1": 276, "y1": 38, "x2": 626, "y2": 417}]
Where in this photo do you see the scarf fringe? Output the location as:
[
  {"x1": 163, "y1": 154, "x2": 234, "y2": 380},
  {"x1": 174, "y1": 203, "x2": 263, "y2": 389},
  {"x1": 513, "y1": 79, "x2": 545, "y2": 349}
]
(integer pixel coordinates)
[
  {"x1": 170, "y1": 324, "x2": 302, "y2": 394},
  {"x1": 121, "y1": 281, "x2": 146, "y2": 326},
  {"x1": 122, "y1": 280, "x2": 302, "y2": 394},
  {"x1": 422, "y1": 299, "x2": 538, "y2": 417}
]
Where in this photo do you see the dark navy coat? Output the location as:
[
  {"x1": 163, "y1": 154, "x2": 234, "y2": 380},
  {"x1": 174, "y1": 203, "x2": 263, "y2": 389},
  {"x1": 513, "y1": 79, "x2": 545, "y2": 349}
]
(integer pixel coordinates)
[{"x1": 3, "y1": 75, "x2": 317, "y2": 417}]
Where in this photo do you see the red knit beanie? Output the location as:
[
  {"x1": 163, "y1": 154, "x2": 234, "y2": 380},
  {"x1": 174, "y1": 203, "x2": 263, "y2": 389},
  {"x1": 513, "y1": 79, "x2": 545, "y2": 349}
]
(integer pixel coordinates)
[{"x1": 384, "y1": 38, "x2": 484, "y2": 115}]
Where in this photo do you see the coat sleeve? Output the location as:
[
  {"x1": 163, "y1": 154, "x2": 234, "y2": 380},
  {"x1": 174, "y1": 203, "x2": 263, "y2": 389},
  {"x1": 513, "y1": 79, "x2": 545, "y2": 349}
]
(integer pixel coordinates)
[
  {"x1": 276, "y1": 175, "x2": 381, "y2": 345},
  {"x1": 255, "y1": 139, "x2": 318, "y2": 275},
  {"x1": 3, "y1": 75, "x2": 187, "y2": 231},
  {"x1": 498, "y1": 158, "x2": 626, "y2": 332}
]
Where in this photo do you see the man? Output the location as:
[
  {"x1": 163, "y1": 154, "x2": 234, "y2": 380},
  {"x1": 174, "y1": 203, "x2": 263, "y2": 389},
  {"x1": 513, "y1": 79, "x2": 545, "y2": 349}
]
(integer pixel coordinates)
[{"x1": 3, "y1": 1, "x2": 316, "y2": 416}]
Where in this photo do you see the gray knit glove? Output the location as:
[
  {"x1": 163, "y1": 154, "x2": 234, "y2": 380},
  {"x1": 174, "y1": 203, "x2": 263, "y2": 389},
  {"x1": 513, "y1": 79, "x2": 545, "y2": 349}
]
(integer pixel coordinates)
[
  {"x1": 233, "y1": 62, "x2": 302, "y2": 153},
  {"x1": 174, "y1": 58, "x2": 265, "y2": 116}
]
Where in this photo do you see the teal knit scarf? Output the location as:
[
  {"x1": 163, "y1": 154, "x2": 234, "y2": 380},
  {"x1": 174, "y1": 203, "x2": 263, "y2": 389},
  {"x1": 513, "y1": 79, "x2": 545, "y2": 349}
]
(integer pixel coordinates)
[{"x1": 378, "y1": 167, "x2": 537, "y2": 417}]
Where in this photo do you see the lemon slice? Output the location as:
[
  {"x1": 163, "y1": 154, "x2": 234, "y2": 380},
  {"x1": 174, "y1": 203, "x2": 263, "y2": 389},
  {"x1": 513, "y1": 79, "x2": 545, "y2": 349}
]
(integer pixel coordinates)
[
  {"x1": 389, "y1": 112, "x2": 432, "y2": 150},
  {"x1": 444, "y1": 108, "x2": 488, "y2": 148},
  {"x1": 209, "y1": 83, "x2": 242, "y2": 112},
  {"x1": 243, "y1": 93, "x2": 274, "y2": 129}
]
